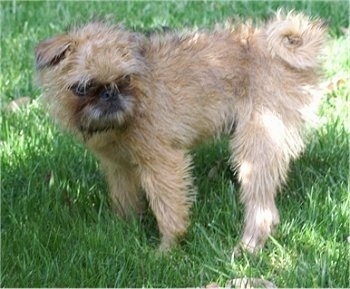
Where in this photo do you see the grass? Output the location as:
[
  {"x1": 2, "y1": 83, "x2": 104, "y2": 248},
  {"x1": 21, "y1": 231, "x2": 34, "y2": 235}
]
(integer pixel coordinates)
[{"x1": 1, "y1": 0, "x2": 349, "y2": 287}]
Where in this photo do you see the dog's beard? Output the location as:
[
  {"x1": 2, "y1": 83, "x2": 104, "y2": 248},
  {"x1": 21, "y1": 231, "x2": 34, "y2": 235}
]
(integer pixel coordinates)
[{"x1": 77, "y1": 94, "x2": 134, "y2": 135}]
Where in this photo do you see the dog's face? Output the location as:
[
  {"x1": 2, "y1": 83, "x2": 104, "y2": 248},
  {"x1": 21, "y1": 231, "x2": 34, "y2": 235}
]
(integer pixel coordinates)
[{"x1": 35, "y1": 23, "x2": 145, "y2": 134}]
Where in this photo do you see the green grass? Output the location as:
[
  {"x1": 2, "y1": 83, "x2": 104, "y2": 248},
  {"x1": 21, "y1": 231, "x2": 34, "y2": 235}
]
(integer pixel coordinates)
[{"x1": 1, "y1": 0, "x2": 349, "y2": 287}]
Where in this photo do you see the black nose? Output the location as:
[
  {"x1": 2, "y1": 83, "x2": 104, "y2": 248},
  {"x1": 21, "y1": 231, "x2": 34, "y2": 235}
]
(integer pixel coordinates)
[{"x1": 99, "y1": 87, "x2": 119, "y2": 101}]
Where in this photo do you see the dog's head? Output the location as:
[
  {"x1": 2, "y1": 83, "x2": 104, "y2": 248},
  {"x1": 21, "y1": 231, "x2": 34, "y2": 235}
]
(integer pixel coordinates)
[{"x1": 35, "y1": 22, "x2": 146, "y2": 135}]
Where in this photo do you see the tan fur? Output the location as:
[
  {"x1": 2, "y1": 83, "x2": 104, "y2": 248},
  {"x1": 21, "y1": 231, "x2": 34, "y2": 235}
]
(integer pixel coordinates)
[{"x1": 35, "y1": 11, "x2": 326, "y2": 252}]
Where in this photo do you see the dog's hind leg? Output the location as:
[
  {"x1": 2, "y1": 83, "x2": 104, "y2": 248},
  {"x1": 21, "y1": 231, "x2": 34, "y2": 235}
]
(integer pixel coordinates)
[{"x1": 230, "y1": 111, "x2": 292, "y2": 253}]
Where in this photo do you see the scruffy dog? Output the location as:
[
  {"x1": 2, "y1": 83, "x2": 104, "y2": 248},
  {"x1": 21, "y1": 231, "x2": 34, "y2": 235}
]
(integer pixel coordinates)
[{"x1": 35, "y1": 11, "x2": 326, "y2": 252}]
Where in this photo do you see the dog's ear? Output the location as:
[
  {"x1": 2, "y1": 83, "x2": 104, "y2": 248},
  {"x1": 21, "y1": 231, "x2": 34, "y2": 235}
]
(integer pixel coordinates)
[{"x1": 35, "y1": 35, "x2": 72, "y2": 70}]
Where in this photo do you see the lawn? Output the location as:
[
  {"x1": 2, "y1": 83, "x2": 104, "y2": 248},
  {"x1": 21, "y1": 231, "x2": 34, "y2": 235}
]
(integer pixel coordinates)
[{"x1": 1, "y1": 1, "x2": 349, "y2": 287}]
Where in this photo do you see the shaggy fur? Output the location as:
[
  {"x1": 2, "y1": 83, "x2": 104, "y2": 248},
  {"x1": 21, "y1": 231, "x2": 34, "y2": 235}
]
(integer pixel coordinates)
[{"x1": 35, "y1": 11, "x2": 326, "y2": 252}]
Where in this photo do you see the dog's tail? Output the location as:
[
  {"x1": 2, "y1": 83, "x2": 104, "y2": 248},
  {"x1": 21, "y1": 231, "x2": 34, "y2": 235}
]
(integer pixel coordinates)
[{"x1": 265, "y1": 10, "x2": 327, "y2": 70}]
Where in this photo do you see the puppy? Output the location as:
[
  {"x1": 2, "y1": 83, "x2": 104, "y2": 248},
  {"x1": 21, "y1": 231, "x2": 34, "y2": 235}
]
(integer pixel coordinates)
[{"x1": 35, "y1": 11, "x2": 326, "y2": 252}]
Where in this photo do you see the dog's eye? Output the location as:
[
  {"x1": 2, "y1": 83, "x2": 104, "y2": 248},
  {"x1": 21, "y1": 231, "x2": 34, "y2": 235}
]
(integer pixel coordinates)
[
  {"x1": 116, "y1": 75, "x2": 131, "y2": 94},
  {"x1": 70, "y1": 82, "x2": 93, "y2": 97}
]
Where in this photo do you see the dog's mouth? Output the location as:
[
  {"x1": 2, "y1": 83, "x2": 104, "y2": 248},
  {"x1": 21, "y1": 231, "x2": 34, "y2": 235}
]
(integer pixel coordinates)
[{"x1": 77, "y1": 100, "x2": 133, "y2": 135}]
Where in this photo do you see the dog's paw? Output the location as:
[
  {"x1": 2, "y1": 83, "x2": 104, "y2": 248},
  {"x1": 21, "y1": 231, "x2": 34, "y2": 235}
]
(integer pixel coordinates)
[
  {"x1": 232, "y1": 240, "x2": 263, "y2": 258},
  {"x1": 235, "y1": 206, "x2": 280, "y2": 255}
]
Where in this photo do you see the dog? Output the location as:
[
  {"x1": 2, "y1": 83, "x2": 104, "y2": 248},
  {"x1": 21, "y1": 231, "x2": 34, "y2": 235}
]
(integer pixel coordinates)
[{"x1": 35, "y1": 10, "x2": 326, "y2": 252}]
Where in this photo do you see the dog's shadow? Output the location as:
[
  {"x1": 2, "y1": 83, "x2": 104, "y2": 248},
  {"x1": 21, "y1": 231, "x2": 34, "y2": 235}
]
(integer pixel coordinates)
[{"x1": 3, "y1": 109, "x2": 346, "y2": 252}]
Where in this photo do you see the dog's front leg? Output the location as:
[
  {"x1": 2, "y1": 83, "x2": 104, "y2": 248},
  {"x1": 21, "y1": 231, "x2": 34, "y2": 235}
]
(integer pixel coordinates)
[
  {"x1": 99, "y1": 157, "x2": 145, "y2": 218},
  {"x1": 138, "y1": 149, "x2": 195, "y2": 250}
]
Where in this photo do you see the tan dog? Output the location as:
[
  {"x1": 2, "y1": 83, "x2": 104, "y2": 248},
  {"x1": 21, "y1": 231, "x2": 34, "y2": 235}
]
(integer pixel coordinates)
[{"x1": 35, "y1": 11, "x2": 326, "y2": 252}]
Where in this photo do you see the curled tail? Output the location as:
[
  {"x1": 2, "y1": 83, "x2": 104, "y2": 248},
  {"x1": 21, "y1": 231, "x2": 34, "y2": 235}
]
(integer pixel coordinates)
[{"x1": 265, "y1": 10, "x2": 327, "y2": 70}]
